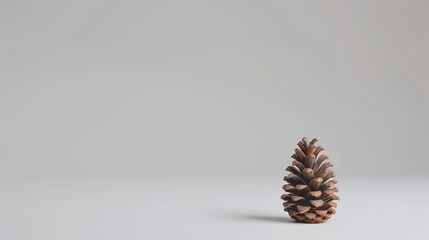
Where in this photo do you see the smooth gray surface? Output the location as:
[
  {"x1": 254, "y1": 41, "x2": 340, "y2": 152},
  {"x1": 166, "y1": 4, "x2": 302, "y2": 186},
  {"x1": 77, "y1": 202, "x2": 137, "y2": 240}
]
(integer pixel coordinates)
[
  {"x1": 1, "y1": 175, "x2": 428, "y2": 240},
  {"x1": 1, "y1": 0, "x2": 429, "y2": 180}
]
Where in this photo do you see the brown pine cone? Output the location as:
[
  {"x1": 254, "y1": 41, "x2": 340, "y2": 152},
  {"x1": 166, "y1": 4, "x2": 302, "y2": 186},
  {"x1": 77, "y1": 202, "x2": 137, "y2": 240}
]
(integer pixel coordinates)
[{"x1": 281, "y1": 137, "x2": 339, "y2": 223}]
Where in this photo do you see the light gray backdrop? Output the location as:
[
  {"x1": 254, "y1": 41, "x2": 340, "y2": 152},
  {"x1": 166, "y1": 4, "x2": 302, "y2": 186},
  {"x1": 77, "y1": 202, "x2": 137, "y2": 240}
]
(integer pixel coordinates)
[{"x1": 1, "y1": 0, "x2": 428, "y2": 181}]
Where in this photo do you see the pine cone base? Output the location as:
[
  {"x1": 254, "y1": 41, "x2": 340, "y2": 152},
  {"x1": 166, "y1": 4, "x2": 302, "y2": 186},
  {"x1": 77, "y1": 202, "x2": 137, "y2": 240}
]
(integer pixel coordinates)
[{"x1": 282, "y1": 137, "x2": 339, "y2": 223}]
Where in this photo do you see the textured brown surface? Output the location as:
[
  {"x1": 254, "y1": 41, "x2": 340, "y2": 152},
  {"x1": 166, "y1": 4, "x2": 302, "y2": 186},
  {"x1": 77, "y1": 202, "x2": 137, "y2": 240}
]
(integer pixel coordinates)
[{"x1": 282, "y1": 137, "x2": 339, "y2": 223}]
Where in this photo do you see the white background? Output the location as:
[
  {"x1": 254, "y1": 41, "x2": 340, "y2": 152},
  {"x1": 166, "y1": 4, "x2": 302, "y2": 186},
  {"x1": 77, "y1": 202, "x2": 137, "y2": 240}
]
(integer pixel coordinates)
[{"x1": 1, "y1": 0, "x2": 428, "y2": 239}]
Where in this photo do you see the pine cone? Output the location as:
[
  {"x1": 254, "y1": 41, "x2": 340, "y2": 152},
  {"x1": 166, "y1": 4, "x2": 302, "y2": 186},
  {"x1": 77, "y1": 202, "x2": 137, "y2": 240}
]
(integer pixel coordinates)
[{"x1": 281, "y1": 137, "x2": 339, "y2": 223}]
